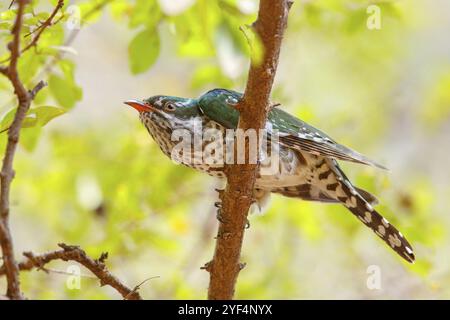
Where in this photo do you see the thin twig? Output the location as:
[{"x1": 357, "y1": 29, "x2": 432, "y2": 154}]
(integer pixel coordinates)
[
  {"x1": 0, "y1": 243, "x2": 144, "y2": 300},
  {"x1": 0, "y1": 0, "x2": 47, "y2": 300},
  {"x1": 206, "y1": 0, "x2": 293, "y2": 300},
  {"x1": 0, "y1": 0, "x2": 65, "y2": 64},
  {"x1": 1, "y1": 0, "x2": 114, "y2": 113},
  {"x1": 0, "y1": 0, "x2": 27, "y2": 300},
  {"x1": 125, "y1": 276, "x2": 160, "y2": 300},
  {"x1": 31, "y1": 267, "x2": 99, "y2": 279},
  {"x1": 20, "y1": 0, "x2": 64, "y2": 54}
]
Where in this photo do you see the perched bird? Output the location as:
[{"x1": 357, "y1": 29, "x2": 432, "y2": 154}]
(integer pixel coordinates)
[{"x1": 125, "y1": 88, "x2": 415, "y2": 263}]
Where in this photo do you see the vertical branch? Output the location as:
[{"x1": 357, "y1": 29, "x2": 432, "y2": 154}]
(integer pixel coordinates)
[
  {"x1": 207, "y1": 0, "x2": 292, "y2": 300},
  {"x1": 0, "y1": 0, "x2": 47, "y2": 299}
]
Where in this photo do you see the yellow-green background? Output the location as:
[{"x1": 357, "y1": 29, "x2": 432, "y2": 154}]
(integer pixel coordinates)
[{"x1": 0, "y1": 0, "x2": 449, "y2": 299}]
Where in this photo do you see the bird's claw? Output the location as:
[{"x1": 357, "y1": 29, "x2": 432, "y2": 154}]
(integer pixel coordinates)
[{"x1": 216, "y1": 209, "x2": 229, "y2": 224}]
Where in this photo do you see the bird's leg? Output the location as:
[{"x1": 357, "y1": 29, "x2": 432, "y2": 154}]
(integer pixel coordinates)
[{"x1": 214, "y1": 201, "x2": 227, "y2": 223}]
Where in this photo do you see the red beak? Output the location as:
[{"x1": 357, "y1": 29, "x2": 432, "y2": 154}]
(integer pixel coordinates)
[{"x1": 124, "y1": 99, "x2": 154, "y2": 112}]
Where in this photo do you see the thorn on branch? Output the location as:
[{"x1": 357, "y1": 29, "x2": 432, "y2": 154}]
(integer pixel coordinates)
[
  {"x1": 214, "y1": 187, "x2": 224, "y2": 196},
  {"x1": 221, "y1": 232, "x2": 232, "y2": 240},
  {"x1": 201, "y1": 261, "x2": 212, "y2": 272},
  {"x1": 98, "y1": 252, "x2": 108, "y2": 264},
  {"x1": 216, "y1": 210, "x2": 229, "y2": 224},
  {"x1": 270, "y1": 102, "x2": 281, "y2": 109},
  {"x1": 58, "y1": 243, "x2": 79, "y2": 252},
  {"x1": 287, "y1": 1, "x2": 294, "y2": 10}
]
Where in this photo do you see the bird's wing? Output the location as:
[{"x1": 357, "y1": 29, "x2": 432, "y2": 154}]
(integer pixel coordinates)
[
  {"x1": 268, "y1": 108, "x2": 387, "y2": 170},
  {"x1": 198, "y1": 88, "x2": 387, "y2": 170},
  {"x1": 198, "y1": 88, "x2": 242, "y2": 129}
]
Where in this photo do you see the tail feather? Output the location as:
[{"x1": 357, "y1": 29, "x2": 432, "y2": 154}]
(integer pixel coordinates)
[
  {"x1": 323, "y1": 159, "x2": 415, "y2": 263},
  {"x1": 336, "y1": 179, "x2": 415, "y2": 263}
]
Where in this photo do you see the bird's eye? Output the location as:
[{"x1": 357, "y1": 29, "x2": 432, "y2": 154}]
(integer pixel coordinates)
[{"x1": 164, "y1": 102, "x2": 176, "y2": 112}]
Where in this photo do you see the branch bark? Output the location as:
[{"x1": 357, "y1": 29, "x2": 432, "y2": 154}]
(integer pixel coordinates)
[
  {"x1": 206, "y1": 0, "x2": 292, "y2": 300},
  {"x1": 0, "y1": 0, "x2": 47, "y2": 299},
  {"x1": 0, "y1": 243, "x2": 143, "y2": 300}
]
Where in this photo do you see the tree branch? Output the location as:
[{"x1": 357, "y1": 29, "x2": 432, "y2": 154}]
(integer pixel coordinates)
[
  {"x1": 0, "y1": 243, "x2": 143, "y2": 300},
  {"x1": 206, "y1": 0, "x2": 293, "y2": 300},
  {"x1": 0, "y1": 0, "x2": 65, "y2": 65},
  {"x1": 1, "y1": 0, "x2": 112, "y2": 115},
  {"x1": 0, "y1": 0, "x2": 47, "y2": 300},
  {"x1": 21, "y1": 0, "x2": 64, "y2": 53}
]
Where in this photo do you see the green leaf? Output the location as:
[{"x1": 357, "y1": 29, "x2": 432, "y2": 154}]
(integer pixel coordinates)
[
  {"x1": 33, "y1": 106, "x2": 67, "y2": 126},
  {"x1": 0, "y1": 21, "x2": 11, "y2": 30},
  {"x1": 128, "y1": 28, "x2": 160, "y2": 74},
  {"x1": 0, "y1": 106, "x2": 66, "y2": 132},
  {"x1": 128, "y1": 0, "x2": 161, "y2": 29},
  {"x1": 0, "y1": 10, "x2": 15, "y2": 21},
  {"x1": 48, "y1": 60, "x2": 82, "y2": 109},
  {"x1": 0, "y1": 109, "x2": 38, "y2": 132},
  {"x1": 49, "y1": 74, "x2": 82, "y2": 109},
  {"x1": 239, "y1": 24, "x2": 263, "y2": 66},
  {"x1": 18, "y1": 51, "x2": 43, "y2": 84},
  {"x1": 110, "y1": 0, "x2": 132, "y2": 21},
  {"x1": 78, "y1": 0, "x2": 104, "y2": 25}
]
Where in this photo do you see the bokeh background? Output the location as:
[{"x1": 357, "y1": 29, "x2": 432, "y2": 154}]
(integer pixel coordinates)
[{"x1": 1, "y1": 0, "x2": 450, "y2": 299}]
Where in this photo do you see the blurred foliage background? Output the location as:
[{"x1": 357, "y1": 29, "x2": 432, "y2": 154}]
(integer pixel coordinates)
[{"x1": 0, "y1": 0, "x2": 449, "y2": 299}]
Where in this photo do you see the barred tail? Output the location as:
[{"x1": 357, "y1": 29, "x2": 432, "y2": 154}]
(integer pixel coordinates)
[{"x1": 336, "y1": 180, "x2": 415, "y2": 263}]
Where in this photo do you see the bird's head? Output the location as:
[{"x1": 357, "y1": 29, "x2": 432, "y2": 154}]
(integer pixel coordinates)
[{"x1": 124, "y1": 95, "x2": 201, "y2": 132}]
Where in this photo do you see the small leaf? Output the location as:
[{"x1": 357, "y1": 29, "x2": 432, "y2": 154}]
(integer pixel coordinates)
[
  {"x1": 110, "y1": 0, "x2": 131, "y2": 21},
  {"x1": 239, "y1": 24, "x2": 264, "y2": 66},
  {"x1": 0, "y1": 21, "x2": 11, "y2": 30},
  {"x1": 0, "y1": 10, "x2": 15, "y2": 21},
  {"x1": 33, "y1": 106, "x2": 67, "y2": 126},
  {"x1": 0, "y1": 106, "x2": 65, "y2": 132},
  {"x1": 128, "y1": 28, "x2": 160, "y2": 74},
  {"x1": 0, "y1": 109, "x2": 37, "y2": 132},
  {"x1": 48, "y1": 75, "x2": 82, "y2": 109},
  {"x1": 49, "y1": 60, "x2": 82, "y2": 109}
]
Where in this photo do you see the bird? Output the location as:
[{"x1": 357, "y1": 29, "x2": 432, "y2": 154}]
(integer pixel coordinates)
[{"x1": 124, "y1": 88, "x2": 415, "y2": 263}]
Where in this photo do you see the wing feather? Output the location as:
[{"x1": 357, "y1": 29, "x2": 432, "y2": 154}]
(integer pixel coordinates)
[
  {"x1": 198, "y1": 89, "x2": 387, "y2": 170},
  {"x1": 278, "y1": 134, "x2": 387, "y2": 169}
]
